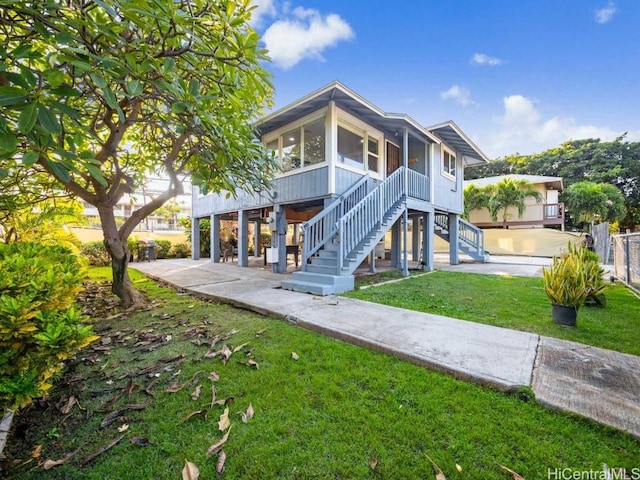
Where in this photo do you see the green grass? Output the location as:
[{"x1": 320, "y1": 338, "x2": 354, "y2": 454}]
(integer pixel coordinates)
[
  {"x1": 4, "y1": 270, "x2": 640, "y2": 479},
  {"x1": 346, "y1": 270, "x2": 640, "y2": 356}
]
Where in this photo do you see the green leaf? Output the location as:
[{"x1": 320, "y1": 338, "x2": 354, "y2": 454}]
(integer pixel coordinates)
[
  {"x1": 47, "y1": 70, "x2": 65, "y2": 88},
  {"x1": 189, "y1": 79, "x2": 200, "y2": 97},
  {"x1": 85, "y1": 164, "x2": 108, "y2": 186},
  {"x1": 47, "y1": 160, "x2": 71, "y2": 182},
  {"x1": 22, "y1": 151, "x2": 39, "y2": 166},
  {"x1": 0, "y1": 132, "x2": 17, "y2": 152},
  {"x1": 171, "y1": 102, "x2": 186, "y2": 114},
  {"x1": 163, "y1": 57, "x2": 176, "y2": 73},
  {"x1": 0, "y1": 87, "x2": 27, "y2": 106},
  {"x1": 49, "y1": 86, "x2": 82, "y2": 97},
  {"x1": 90, "y1": 73, "x2": 107, "y2": 89},
  {"x1": 18, "y1": 102, "x2": 38, "y2": 133},
  {"x1": 103, "y1": 87, "x2": 119, "y2": 110},
  {"x1": 12, "y1": 44, "x2": 32, "y2": 59},
  {"x1": 37, "y1": 104, "x2": 62, "y2": 134},
  {"x1": 126, "y1": 79, "x2": 143, "y2": 98}
]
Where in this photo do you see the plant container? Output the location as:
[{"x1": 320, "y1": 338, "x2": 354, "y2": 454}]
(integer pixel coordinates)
[{"x1": 552, "y1": 304, "x2": 578, "y2": 327}]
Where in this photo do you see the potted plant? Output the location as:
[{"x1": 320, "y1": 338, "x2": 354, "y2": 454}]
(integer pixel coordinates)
[{"x1": 542, "y1": 249, "x2": 588, "y2": 326}]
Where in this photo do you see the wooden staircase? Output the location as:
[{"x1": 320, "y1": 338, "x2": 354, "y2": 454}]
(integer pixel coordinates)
[
  {"x1": 434, "y1": 214, "x2": 489, "y2": 262},
  {"x1": 282, "y1": 168, "x2": 488, "y2": 295}
]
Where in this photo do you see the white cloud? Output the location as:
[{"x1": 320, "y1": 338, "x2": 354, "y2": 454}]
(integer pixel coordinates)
[
  {"x1": 471, "y1": 53, "x2": 502, "y2": 66},
  {"x1": 489, "y1": 94, "x2": 626, "y2": 156},
  {"x1": 262, "y1": 7, "x2": 354, "y2": 69},
  {"x1": 595, "y1": 2, "x2": 617, "y2": 24},
  {"x1": 250, "y1": 0, "x2": 277, "y2": 27},
  {"x1": 440, "y1": 85, "x2": 475, "y2": 108}
]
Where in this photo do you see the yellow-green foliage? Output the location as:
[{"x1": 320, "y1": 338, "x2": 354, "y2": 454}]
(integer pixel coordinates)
[
  {"x1": 0, "y1": 243, "x2": 98, "y2": 410},
  {"x1": 543, "y1": 243, "x2": 607, "y2": 307}
]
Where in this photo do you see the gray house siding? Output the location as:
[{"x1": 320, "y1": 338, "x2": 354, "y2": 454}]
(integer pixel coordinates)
[{"x1": 192, "y1": 166, "x2": 330, "y2": 218}]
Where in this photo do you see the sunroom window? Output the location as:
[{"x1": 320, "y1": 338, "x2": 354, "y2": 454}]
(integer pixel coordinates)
[
  {"x1": 338, "y1": 125, "x2": 364, "y2": 168},
  {"x1": 266, "y1": 117, "x2": 326, "y2": 172}
]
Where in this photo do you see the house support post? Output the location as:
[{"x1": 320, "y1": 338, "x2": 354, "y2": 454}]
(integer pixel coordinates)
[
  {"x1": 237, "y1": 210, "x2": 249, "y2": 267},
  {"x1": 211, "y1": 214, "x2": 221, "y2": 263},
  {"x1": 253, "y1": 220, "x2": 261, "y2": 257},
  {"x1": 412, "y1": 216, "x2": 420, "y2": 262},
  {"x1": 391, "y1": 219, "x2": 401, "y2": 269},
  {"x1": 422, "y1": 212, "x2": 434, "y2": 270},
  {"x1": 191, "y1": 217, "x2": 200, "y2": 260},
  {"x1": 272, "y1": 204, "x2": 287, "y2": 274},
  {"x1": 368, "y1": 251, "x2": 376, "y2": 273},
  {"x1": 448, "y1": 213, "x2": 460, "y2": 265},
  {"x1": 402, "y1": 209, "x2": 409, "y2": 277}
]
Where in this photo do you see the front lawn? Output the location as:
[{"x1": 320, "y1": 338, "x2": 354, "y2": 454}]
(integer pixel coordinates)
[
  {"x1": 346, "y1": 271, "x2": 640, "y2": 356},
  {"x1": 3, "y1": 270, "x2": 639, "y2": 479}
]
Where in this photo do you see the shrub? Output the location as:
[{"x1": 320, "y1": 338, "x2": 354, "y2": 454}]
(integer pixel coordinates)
[
  {"x1": 0, "y1": 243, "x2": 98, "y2": 411},
  {"x1": 80, "y1": 241, "x2": 110, "y2": 267},
  {"x1": 154, "y1": 240, "x2": 172, "y2": 259},
  {"x1": 172, "y1": 242, "x2": 191, "y2": 258}
]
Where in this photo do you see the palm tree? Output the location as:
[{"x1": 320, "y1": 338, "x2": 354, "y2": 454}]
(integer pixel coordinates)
[
  {"x1": 487, "y1": 178, "x2": 542, "y2": 228},
  {"x1": 463, "y1": 184, "x2": 490, "y2": 220}
]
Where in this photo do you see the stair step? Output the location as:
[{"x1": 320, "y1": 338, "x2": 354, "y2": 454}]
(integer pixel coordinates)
[
  {"x1": 306, "y1": 264, "x2": 339, "y2": 275},
  {"x1": 281, "y1": 272, "x2": 355, "y2": 295},
  {"x1": 311, "y1": 257, "x2": 338, "y2": 267}
]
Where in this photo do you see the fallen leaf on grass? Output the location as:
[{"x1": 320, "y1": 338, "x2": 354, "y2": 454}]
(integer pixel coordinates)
[
  {"x1": 498, "y1": 464, "x2": 526, "y2": 479},
  {"x1": 81, "y1": 434, "x2": 125, "y2": 466},
  {"x1": 182, "y1": 460, "x2": 199, "y2": 480},
  {"x1": 42, "y1": 447, "x2": 82, "y2": 470},
  {"x1": 218, "y1": 407, "x2": 230, "y2": 432},
  {"x1": 180, "y1": 410, "x2": 209, "y2": 424},
  {"x1": 255, "y1": 328, "x2": 266, "y2": 337},
  {"x1": 191, "y1": 385, "x2": 202, "y2": 400},
  {"x1": 220, "y1": 344, "x2": 232, "y2": 365},
  {"x1": 117, "y1": 424, "x2": 129, "y2": 433},
  {"x1": 233, "y1": 343, "x2": 248, "y2": 353},
  {"x1": 291, "y1": 352, "x2": 299, "y2": 360},
  {"x1": 31, "y1": 444, "x2": 42, "y2": 458},
  {"x1": 424, "y1": 453, "x2": 447, "y2": 480},
  {"x1": 370, "y1": 457, "x2": 378, "y2": 470},
  {"x1": 216, "y1": 450, "x2": 226, "y2": 474},
  {"x1": 58, "y1": 396, "x2": 81, "y2": 414},
  {"x1": 208, "y1": 371, "x2": 220, "y2": 382},
  {"x1": 206, "y1": 427, "x2": 231, "y2": 458},
  {"x1": 456, "y1": 464, "x2": 462, "y2": 472},
  {"x1": 238, "y1": 359, "x2": 259, "y2": 369},
  {"x1": 238, "y1": 403, "x2": 254, "y2": 423},
  {"x1": 166, "y1": 382, "x2": 184, "y2": 393}
]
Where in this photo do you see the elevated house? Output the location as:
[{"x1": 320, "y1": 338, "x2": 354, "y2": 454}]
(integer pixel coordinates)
[
  {"x1": 464, "y1": 174, "x2": 564, "y2": 230},
  {"x1": 191, "y1": 82, "x2": 490, "y2": 294}
]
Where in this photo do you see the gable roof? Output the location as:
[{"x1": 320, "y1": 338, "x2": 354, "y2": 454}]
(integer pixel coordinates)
[
  {"x1": 257, "y1": 81, "x2": 489, "y2": 165},
  {"x1": 465, "y1": 174, "x2": 564, "y2": 190},
  {"x1": 428, "y1": 121, "x2": 490, "y2": 166}
]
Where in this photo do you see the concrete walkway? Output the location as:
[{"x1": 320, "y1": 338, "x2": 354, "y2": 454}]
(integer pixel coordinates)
[{"x1": 132, "y1": 257, "x2": 640, "y2": 439}]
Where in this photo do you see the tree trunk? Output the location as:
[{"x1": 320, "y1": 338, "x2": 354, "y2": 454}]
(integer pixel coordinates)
[{"x1": 99, "y1": 208, "x2": 144, "y2": 309}]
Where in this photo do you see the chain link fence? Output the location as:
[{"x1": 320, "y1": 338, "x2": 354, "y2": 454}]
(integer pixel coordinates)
[{"x1": 612, "y1": 233, "x2": 640, "y2": 294}]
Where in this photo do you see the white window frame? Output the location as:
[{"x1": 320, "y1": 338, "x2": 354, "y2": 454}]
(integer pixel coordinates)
[
  {"x1": 336, "y1": 107, "x2": 384, "y2": 179},
  {"x1": 262, "y1": 108, "x2": 328, "y2": 175},
  {"x1": 442, "y1": 146, "x2": 456, "y2": 180}
]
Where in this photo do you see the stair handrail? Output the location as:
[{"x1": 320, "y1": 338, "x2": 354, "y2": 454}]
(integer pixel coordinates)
[
  {"x1": 458, "y1": 217, "x2": 485, "y2": 256},
  {"x1": 301, "y1": 174, "x2": 372, "y2": 268},
  {"x1": 338, "y1": 167, "x2": 406, "y2": 271}
]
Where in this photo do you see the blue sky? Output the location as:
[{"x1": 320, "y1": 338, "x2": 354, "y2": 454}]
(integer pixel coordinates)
[{"x1": 251, "y1": 0, "x2": 640, "y2": 159}]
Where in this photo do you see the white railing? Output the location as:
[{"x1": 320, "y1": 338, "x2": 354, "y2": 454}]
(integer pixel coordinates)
[
  {"x1": 338, "y1": 167, "x2": 406, "y2": 271},
  {"x1": 301, "y1": 174, "x2": 373, "y2": 267},
  {"x1": 407, "y1": 169, "x2": 429, "y2": 201}
]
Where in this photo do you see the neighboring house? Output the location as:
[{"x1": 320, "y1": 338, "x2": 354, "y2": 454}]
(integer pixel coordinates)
[
  {"x1": 465, "y1": 174, "x2": 564, "y2": 230},
  {"x1": 81, "y1": 177, "x2": 191, "y2": 232},
  {"x1": 191, "y1": 81, "x2": 490, "y2": 294}
]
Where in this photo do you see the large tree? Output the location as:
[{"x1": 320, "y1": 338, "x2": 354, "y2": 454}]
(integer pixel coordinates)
[
  {"x1": 0, "y1": 0, "x2": 278, "y2": 307},
  {"x1": 563, "y1": 181, "x2": 626, "y2": 227}
]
